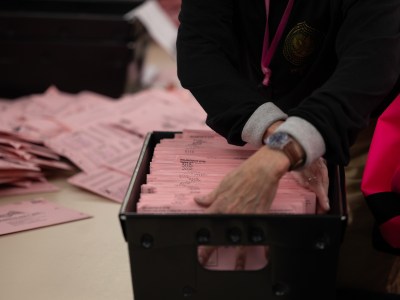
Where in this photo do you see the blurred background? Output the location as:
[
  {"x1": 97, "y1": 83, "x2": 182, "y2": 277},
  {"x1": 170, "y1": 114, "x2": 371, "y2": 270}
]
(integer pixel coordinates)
[{"x1": 0, "y1": 0, "x2": 182, "y2": 99}]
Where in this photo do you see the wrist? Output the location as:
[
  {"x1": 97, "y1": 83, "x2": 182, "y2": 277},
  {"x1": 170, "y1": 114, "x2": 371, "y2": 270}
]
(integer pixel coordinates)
[
  {"x1": 270, "y1": 150, "x2": 292, "y2": 176},
  {"x1": 258, "y1": 146, "x2": 291, "y2": 178},
  {"x1": 264, "y1": 132, "x2": 306, "y2": 171},
  {"x1": 262, "y1": 120, "x2": 284, "y2": 142}
]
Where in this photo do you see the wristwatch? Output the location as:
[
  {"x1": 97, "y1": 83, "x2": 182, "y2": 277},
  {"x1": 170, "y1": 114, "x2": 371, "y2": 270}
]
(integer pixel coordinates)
[{"x1": 264, "y1": 132, "x2": 305, "y2": 170}]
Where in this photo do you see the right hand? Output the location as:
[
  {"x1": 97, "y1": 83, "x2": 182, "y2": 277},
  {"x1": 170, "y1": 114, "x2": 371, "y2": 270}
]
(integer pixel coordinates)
[
  {"x1": 194, "y1": 145, "x2": 290, "y2": 270},
  {"x1": 289, "y1": 157, "x2": 330, "y2": 213}
]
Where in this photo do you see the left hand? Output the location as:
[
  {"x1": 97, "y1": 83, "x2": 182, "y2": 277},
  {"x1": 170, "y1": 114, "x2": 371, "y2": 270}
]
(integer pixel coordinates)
[
  {"x1": 194, "y1": 146, "x2": 290, "y2": 269},
  {"x1": 194, "y1": 145, "x2": 290, "y2": 214}
]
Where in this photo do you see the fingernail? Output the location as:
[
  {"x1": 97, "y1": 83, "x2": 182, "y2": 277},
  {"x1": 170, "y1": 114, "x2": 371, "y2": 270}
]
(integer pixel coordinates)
[
  {"x1": 195, "y1": 195, "x2": 208, "y2": 205},
  {"x1": 325, "y1": 200, "x2": 330, "y2": 211},
  {"x1": 194, "y1": 196, "x2": 202, "y2": 202}
]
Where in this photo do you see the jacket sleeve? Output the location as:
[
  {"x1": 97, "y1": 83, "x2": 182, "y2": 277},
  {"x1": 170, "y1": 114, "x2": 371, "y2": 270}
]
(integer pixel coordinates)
[
  {"x1": 176, "y1": 0, "x2": 285, "y2": 146},
  {"x1": 288, "y1": 0, "x2": 400, "y2": 164}
]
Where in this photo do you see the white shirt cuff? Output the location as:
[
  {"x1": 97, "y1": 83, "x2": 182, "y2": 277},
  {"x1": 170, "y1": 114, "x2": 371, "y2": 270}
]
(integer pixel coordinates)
[
  {"x1": 274, "y1": 116, "x2": 326, "y2": 166},
  {"x1": 241, "y1": 102, "x2": 288, "y2": 147}
]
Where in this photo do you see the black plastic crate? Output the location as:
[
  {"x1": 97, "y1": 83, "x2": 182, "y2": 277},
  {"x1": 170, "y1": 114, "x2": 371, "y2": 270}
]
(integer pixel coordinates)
[
  {"x1": 0, "y1": 0, "x2": 146, "y2": 99},
  {"x1": 119, "y1": 131, "x2": 348, "y2": 300}
]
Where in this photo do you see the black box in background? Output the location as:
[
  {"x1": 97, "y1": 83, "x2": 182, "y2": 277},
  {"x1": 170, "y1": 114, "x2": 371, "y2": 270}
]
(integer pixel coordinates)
[
  {"x1": 0, "y1": 0, "x2": 147, "y2": 99},
  {"x1": 119, "y1": 131, "x2": 348, "y2": 300}
]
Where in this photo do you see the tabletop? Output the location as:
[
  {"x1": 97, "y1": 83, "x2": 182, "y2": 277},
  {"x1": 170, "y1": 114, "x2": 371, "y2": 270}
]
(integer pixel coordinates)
[{"x1": 0, "y1": 39, "x2": 175, "y2": 300}]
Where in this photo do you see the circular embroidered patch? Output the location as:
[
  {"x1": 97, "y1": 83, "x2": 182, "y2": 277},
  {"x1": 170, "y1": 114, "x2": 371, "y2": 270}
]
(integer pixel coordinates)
[{"x1": 283, "y1": 21, "x2": 320, "y2": 67}]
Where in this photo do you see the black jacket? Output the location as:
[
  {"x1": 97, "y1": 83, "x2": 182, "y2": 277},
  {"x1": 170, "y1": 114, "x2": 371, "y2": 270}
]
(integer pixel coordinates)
[{"x1": 177, "y1": 0, "x2": 400, "y2": 164}]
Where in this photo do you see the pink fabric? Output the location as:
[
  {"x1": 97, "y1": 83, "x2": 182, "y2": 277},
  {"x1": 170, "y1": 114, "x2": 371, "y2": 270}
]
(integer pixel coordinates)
[
  {"x1": 392, "y1": 165, "x2": 400, "y2": 194},
  {"x1": 380, "y1": 216, "x2": 400, "y2": 249},
  {"x1": 261, "y1": 0, "x2": 294, "y2": 86},
  {"x1": 361, "y1": 94, "x2": 400, "y2": 196}
]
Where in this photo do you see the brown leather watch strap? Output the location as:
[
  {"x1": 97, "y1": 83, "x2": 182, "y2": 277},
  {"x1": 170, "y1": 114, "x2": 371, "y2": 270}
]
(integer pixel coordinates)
[{"x1": 283, "y1": 139, "x2": 305, "y2": 170}]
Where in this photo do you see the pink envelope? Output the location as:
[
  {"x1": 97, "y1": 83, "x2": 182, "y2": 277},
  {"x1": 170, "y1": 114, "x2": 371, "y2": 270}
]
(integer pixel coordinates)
[{"x1": 0, "y1": 198, "x2": 91, "y2": 235}]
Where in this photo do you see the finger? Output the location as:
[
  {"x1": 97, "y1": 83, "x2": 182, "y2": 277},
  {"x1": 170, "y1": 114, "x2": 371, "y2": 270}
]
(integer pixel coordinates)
[
  {"x1": 313, "y1": 184, "x2": 330, "y2": 213},
  {"x1": 234, "y1": 246, "x2": 247, "y2": 270},
  {"x1": 194, "y1": 193, "x2": 215, "y2": 207},
  {"x1": 316, "y1": 203, "x2": 325, "y2": 214},
  {"x1": 289, "y1": 171, "x2": 311, "y2": 188},
  {"x1": 197, "y1": 245, "x2": 215, "y2": 265}
]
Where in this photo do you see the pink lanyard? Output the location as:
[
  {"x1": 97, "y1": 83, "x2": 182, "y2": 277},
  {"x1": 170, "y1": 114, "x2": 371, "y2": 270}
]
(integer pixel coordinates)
[{"x1": 261, "y1": 0, "x2": 294, "y2": 86}]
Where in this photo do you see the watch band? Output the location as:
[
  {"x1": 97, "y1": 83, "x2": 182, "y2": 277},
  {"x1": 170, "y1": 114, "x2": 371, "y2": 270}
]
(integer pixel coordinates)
[{"x1": 283, "y1": 139, "x2": 305, "y2": 170}]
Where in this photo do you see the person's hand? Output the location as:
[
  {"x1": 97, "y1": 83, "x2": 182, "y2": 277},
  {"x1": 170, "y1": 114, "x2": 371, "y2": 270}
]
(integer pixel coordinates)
[
  {"x1": 194, "y1": 146, "x2": 290, "y2": 214},
  {"x1": 194, "y1": 146, "x2": 290, "y2": 269},
  {"x1": 289, "y1": 157, "x2": 330, "y2": 214}
]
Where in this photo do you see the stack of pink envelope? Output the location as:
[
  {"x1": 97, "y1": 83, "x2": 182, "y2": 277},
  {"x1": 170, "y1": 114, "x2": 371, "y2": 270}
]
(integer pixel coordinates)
[
  {"x1": 137, "y1": 129, "x2": 316, "y2": 215},
  {"x1": 0, "y1": 87, "x2": 113, "y2": 196},
  {"x1": 0, "y1": 132, "x2": 74, "y2": 197},
  {"x1": 136, "y1": 129, "x2": 318, "y2": 271},
  {"x1": 0, "y1": 87, "x2": 208, "y2": 200}
]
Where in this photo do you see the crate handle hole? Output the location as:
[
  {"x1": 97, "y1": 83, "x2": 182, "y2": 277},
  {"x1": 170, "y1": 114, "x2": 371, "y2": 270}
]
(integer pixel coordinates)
[{"x1": 197, "y1": 245, "x2": 269, "y2": 271}]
